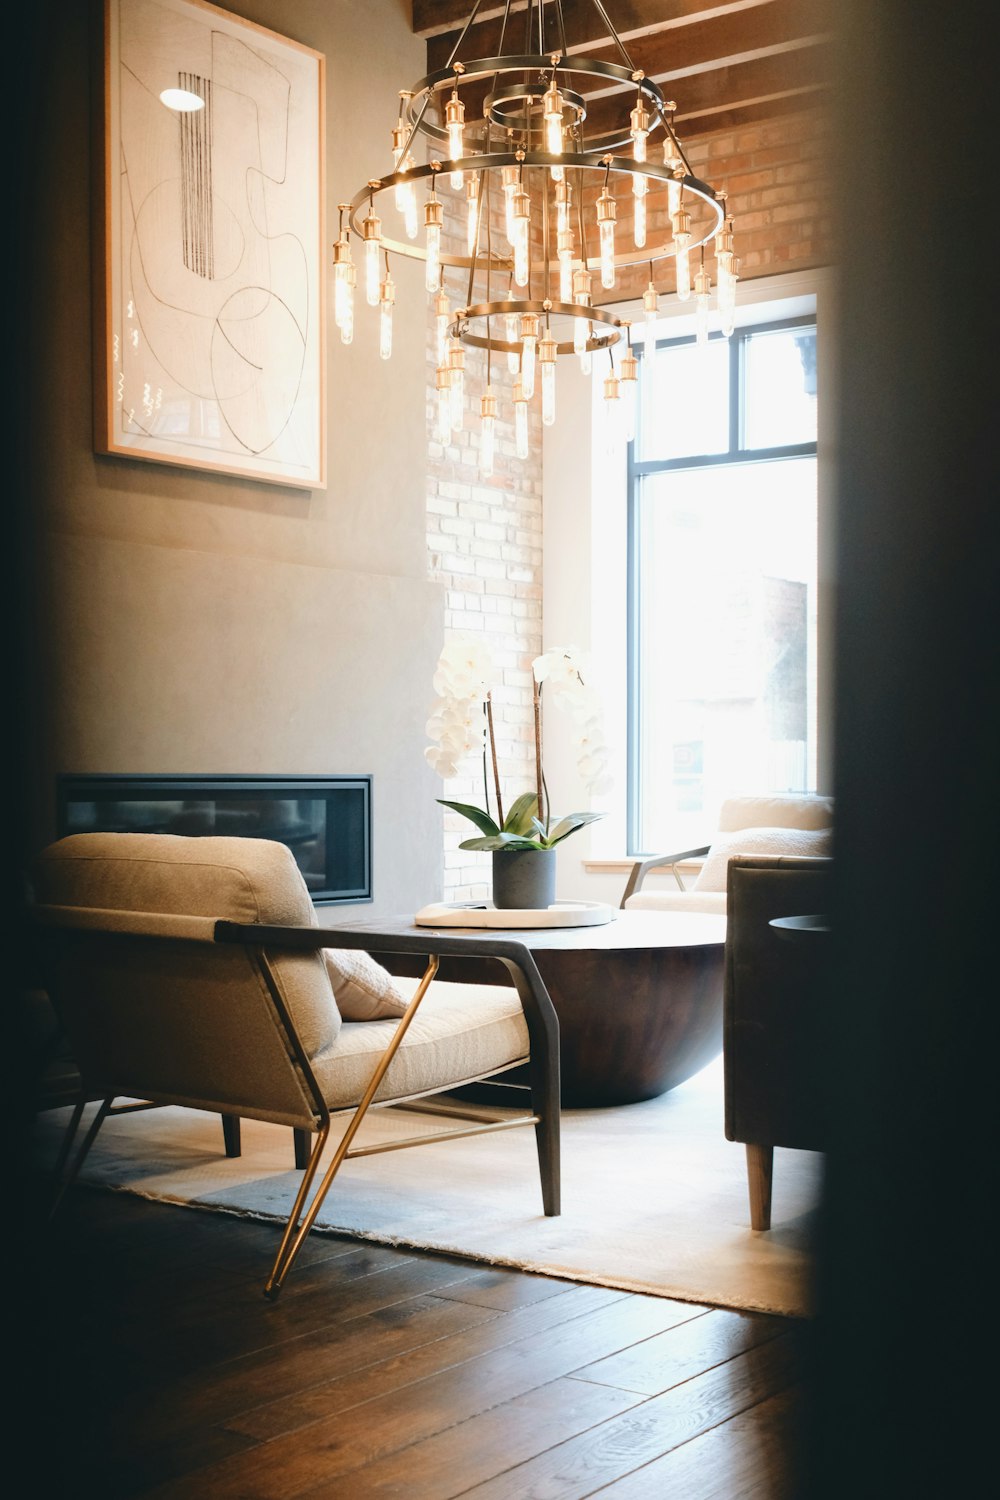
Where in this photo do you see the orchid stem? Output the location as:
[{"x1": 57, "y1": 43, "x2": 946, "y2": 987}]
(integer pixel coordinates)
[
  {"x1": 486, "y1": 691, "x2": 504, "y2": 827},
  {"x1": 533, "y1": 681, "x2": 545, "y2": 826}
]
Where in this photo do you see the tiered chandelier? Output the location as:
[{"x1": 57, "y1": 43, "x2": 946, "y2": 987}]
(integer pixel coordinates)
[{"x1": 335, "y1": 0, "x2": 738, "y2": 471}]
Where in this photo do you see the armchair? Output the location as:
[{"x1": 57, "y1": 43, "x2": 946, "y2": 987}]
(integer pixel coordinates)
[
  {"x1": 30, "y1": 833, "x2": 560, "y2": 1298},
  {"x1": 723, "y1": 852, "x2": 834, "y2": 1229},
  {"x1": 621, "y1": 793, "x2": 833, "y2": 914}
]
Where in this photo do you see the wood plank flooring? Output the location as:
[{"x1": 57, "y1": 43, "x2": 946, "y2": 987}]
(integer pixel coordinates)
[{"x1": 18, "y1": 1183, "x2": 810, "y2": 1498}]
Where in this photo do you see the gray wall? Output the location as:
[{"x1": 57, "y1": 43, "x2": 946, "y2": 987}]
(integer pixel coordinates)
[{"x1": 17, "y1": 0, "x2": 444, "y2": 918}]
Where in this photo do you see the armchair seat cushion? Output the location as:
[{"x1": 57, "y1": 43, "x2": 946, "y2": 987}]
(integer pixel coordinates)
[
  {"x1": 623, "y1": 890, "x2": 727, "y2": 915},
  {"x1": 312, "y1": 977, "x2": 530, "y2": 1108}
]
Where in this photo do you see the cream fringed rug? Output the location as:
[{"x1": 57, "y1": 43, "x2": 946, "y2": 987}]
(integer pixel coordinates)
[{"x1": 32, "y1": 1057, "x2": 822, "y2": 1318}]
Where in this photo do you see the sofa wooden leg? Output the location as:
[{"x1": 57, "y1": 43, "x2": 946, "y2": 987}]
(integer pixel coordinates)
[
  {"x1": 293, "y1": 1128, "x2": 310, "y2": 1169},
  {"x1": 746, "y1": 1142, "x2": 774, "y2": 1230},
  {"x1": 221, "y1": 1114, "x2": 241, "y2": 1158}
]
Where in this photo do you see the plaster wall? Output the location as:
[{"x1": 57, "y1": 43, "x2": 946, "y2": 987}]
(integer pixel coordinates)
[{"x1": 18, "y1": 0, "x2": 444, "y2": 919}]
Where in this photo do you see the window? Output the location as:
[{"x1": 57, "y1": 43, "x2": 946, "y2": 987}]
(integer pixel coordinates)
[{"x1": 628, "y1": 316, "x2": 818, "y2": 854}]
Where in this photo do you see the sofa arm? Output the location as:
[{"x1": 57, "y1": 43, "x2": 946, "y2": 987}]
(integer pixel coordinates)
[{"x1": 723, "y1": 855, "x2": 834, "y2": 1153}]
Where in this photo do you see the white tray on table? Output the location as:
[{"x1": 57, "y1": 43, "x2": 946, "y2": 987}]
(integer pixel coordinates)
[{"x1": 414, "y1": 901, "x2": 616, "y2": 929}]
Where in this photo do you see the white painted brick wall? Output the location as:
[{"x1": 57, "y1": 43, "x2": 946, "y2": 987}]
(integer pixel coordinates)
[{"x1": 424, "y1": 182, "x2": 545, "y2": 903}]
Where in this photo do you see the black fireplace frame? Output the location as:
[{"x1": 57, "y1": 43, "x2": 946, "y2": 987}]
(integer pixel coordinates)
[{"x1": 55, "y1": 774, "x2": 373, "y2": 907}]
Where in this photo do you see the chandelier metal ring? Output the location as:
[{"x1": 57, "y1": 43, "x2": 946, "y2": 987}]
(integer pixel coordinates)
[
  {"x1": 405, "y1": 54, "x2": 672, "y2": 157},
  {"x1": 483, "y1": 82, "x2": 587, "y2": 133},
  {"x1": 456, "y1": 299, "x2": 622, "y2": 358},
  {"x1": 348, "y1": 155, "x2": 723, "y2": 269}
]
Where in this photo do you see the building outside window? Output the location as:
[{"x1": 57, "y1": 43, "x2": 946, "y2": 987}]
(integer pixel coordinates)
[{"x1": 628, "y1": 315, "x2": 818, "y2": 854}]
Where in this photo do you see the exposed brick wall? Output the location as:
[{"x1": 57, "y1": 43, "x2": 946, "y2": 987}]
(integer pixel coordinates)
[
  {"x1": 424, "y1": 103, "x2": 831, "y2": 902},
  {"x1": 426, "y1": 185, "x2": 546, "y2": 902}
]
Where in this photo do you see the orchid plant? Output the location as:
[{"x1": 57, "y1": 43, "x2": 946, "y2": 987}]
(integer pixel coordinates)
[{"x1": 425, "y1": 638, "x2": 612, "y2": 852}]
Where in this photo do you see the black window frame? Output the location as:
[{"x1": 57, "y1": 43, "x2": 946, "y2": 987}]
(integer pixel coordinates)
[{"x1": 626, "y1": 314, "x2": 818, "y2": 855}]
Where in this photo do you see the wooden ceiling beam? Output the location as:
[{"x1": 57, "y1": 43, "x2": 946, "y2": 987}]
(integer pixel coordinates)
[
  {"x1": 577, "y1": 43, "x2": 829, "y2": 136},
  {"x1": 411, "y1": 1, "x2": 773, "y2": 45},
  {"x1": 426, "y1": 0, "x2": 826, "y2": 86}
]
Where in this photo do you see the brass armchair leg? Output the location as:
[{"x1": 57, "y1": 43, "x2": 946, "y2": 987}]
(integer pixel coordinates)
[
  {"x1": 49, "y1": 1096, "x2": 114, "y2": 1220},
  {"x1": 264, "y1": 956, "x2": 440, "y2": 1300}
]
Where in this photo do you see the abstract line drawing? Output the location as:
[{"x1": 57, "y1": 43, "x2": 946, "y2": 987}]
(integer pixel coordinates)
[{"x1": 95, "y1": 0, "x2": 326, "y2": 487}]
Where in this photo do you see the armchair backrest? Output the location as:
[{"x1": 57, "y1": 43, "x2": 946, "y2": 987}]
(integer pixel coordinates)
[
  {"x1": 717, "y1": 793, "x2": 834, "y2": 832},
  {"x1": 30, "y1": 834, "x2": 341, "y2": 1129}
]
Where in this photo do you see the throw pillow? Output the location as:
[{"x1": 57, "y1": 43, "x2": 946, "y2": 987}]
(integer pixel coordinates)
[
  {"x1": 692, "y1": 825, "x2": 832, "y2": 892},
  {"x1": 323, "y1": 949, "x2": 409, "y2": 1020}
]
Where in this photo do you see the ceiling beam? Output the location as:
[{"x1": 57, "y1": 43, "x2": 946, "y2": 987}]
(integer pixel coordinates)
[
  {"x1": 412, "y1": 0, "x2": 777, "y2": 45},
  {"x1": 426, "y1": 0, "x2": 825, "y2": 81},
  {"x1": 578, "y1": 42, "x2": 829, "y2": 136}
]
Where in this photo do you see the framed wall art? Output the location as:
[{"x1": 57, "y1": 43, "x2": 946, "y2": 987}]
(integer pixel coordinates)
[{"x1": 94, "y1": 0, "x2": 326, "y2": 488}]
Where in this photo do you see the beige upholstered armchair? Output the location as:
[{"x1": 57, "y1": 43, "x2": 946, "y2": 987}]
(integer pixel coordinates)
[
  {"x1": 31, "y1": 833, "x2": 560, "y2": 1298},
  {"x1": 620, "y1": 793, "x2": 834, "y2": 914}
]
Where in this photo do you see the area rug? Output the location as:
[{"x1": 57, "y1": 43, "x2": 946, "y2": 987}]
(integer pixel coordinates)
[{"x1": 31, "y1": 1057, "x2": 822, "y2": 1317}]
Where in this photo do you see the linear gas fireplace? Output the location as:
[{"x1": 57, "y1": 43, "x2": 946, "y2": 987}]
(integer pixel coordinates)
[{"x1": 56, "y1": 775, "x2": 372, "y2": 906}]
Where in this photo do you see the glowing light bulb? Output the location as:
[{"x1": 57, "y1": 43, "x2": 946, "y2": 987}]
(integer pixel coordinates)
[
  {"x1": 512, "y1": 185, "x2": 531, "y2": 286},
  {"x1": 719, "y1": 255, "x2": 740, "y2": 338},
  {"x1": 543, "y1": 76, "x2": 564, "y2": 178},
  {"x1": 672, "y1": 205, "x2": 691, "y2": 302},
  {"x1": 694, "y1": 263, "x2": 711, "y2": 344},
  {"x1": 520, "y1": 312, "x2": 539, "y2": 400},
  {"x1": 466, "y1": 176, "x2": 479, "y2": 255},
  {"x1": 664, "y1": 135, "x2": 683, "y2": 217},
  {"x1": 434, "y1": 288, "x2": 450, "y2": 367},
  {"x1": 425, "y1": 195, "x2": 443, "y2": 292},
  {"x1": 539, "y1": 333, "x2": 558, "y2": 426},
  {"x1": 502, "y1": 164, "x2": 519, "y2": 241},
  {"x1": 513, "y1": 375, "x2": 529, "y2": 459},
  {"x1": 558, "y1": 229, "x2": 574, "y2": 301},
  {"x1": 630, "y1": 96, "x2": 650, "y2": 163},
  {"x1": 633, "y1": 182, "x2": 646, "y2": 250},
  {"x1": 339, "y1": 262, "x2": 356, "y2": 346},
  {"x1": 392, "y1": 120, "x2": 418, "y2": 238},
  {"x1": 480, "y1": 386, "x2": 497, "y2": 476},
  {"x1": 445, "y1": 89, "x2": 465, "y2": 190},
  {"x1": 620, "y1": 347, "x2": 638, "y2": 441},
  {"x1": 572, "y1": 266, "x2": 592, "y2": 362},
  {"x1": 643, "y1": 280, "x2": 658, "y2": 337},
  {"x1": 556, "y1": 178, "x2": 571, "y2": 235},
  {"x1": 597, "y1": 188, "x2": 617, "y2": 289},
  {"x1": 504, "y1": 295, "x2": 520, "y2": 375},
  {"x1": 379, "y1": 271, "x2": 394, "y2": 359},
  {"x1": 435, "y1": 364, "x2": 452, "y2": 443},
  {"x1": 333, "y1": 234, "x2": 355, "y2": 344},
  {"x1": 363, "y1": 209, "x2": 381, "y2": 306},
  {"x1": 448, "y1": 337, "x2": 465, "y2": 430}
]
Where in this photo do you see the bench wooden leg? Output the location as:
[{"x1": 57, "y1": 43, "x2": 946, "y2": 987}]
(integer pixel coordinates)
[{"x1": 746, "y1": 1142, "x2": 774, "y2": 1230}]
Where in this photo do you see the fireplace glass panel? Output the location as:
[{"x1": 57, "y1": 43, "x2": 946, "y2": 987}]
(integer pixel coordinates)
[{"x1": 55, "y1": 776, "x2": 372, "y2": 905}]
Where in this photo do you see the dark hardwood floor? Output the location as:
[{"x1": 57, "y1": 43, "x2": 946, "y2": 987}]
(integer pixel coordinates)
[{"x1": 17, "y1": 1177, "x2": 811, "y2": 1498}]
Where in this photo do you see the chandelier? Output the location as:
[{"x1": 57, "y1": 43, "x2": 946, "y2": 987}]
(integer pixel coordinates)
[{"x1": 335, "y1": 0, "x2": 739, "y2": 472}]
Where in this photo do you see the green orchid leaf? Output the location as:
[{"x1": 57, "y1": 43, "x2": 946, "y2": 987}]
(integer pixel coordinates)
[
  {"x1": 544, "y1": 811, "x2": 607, "y2": 845},
  {"x1": 459, "y1": 833, "x2": 545, "y2": 852},
  {"x1": 436, "y1": 800, "x2": 500, "y2": 837},
  {"x1": 502, "y1": 792, "x2": 540, "y2": 836}
]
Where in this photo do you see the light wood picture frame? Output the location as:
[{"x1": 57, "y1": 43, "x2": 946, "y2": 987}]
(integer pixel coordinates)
[{"x1": 94, "y1": 0, "x2": 326, "y2": 488}]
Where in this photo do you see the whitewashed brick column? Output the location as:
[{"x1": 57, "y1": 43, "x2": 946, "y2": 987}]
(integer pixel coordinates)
[{"x1": 425, "y1": 185, "x2": 545, "y2": 903}]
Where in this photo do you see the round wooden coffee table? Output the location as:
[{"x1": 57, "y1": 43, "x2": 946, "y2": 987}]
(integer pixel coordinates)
[{"x1": 334, "y1": 909, "x2": 727, "y2": 1107}]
